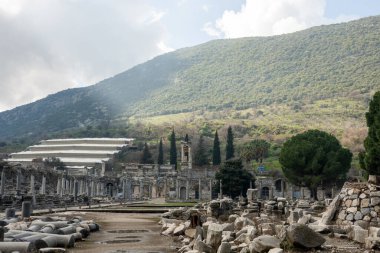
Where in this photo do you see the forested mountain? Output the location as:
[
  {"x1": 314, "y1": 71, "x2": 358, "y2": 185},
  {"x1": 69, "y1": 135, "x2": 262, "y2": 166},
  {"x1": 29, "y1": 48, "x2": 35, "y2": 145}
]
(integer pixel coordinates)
[{"x1": 0, "y1": 16, "x2": 379, "y2": 140}]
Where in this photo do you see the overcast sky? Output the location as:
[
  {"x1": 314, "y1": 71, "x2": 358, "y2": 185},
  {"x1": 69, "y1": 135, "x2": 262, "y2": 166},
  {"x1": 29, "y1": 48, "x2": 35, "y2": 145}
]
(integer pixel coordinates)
[{"x1": 0, "y1": 0, "x2": 379, "y2": 112}]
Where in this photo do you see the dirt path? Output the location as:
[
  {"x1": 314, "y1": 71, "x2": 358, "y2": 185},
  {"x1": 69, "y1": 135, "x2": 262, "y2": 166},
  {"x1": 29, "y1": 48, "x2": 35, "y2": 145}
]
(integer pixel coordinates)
[{"x1": 66, "y1": 212, "x2": 178, "y2": 253}]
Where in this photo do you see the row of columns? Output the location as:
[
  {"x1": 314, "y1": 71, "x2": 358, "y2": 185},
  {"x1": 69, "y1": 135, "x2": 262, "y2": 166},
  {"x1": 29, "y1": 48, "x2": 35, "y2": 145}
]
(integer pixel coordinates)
[
  {"x1": 56, "y1": 177, "x2": 106, "y2": 197},
  {"x1": 0, "y1": 171, "x2": 47, "y2": 197}
]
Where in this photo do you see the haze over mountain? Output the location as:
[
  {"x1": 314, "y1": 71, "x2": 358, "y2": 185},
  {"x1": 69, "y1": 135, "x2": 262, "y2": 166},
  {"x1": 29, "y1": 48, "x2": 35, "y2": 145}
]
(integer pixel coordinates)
[{"x1": 0, "y1": 16, "x2": 379, "y2": 141}]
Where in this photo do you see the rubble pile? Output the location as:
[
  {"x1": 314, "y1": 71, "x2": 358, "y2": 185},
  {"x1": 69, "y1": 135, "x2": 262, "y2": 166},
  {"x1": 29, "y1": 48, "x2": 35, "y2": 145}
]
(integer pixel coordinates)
[
  {"x1": 0, "y1": 209, "x2": 100, "y2": 253},
  {"x1": 161, "y1": 182, "x2": 380, "y2": 253}
]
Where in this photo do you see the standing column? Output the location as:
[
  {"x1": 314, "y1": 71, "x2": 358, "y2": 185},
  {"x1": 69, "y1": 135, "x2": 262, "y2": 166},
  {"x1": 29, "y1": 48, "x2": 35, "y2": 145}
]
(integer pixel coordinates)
[
  {"x1": 61, "y1": 177, "x2": 66, "y2": 195},
  {"x1": 122, "y1": 180, "x2": 126, "y2": 199},
  {"x1": 139, "y1": 180, "x2": 143, "y2": 199},
  {"x1": 281, "y1": 180, "x2": 285, "y2": 197},
  {"x1": 30, "y1": 175, "x2": 35, "y2": 195},
  {"x1": 91, "y1": 181, "x2": 95, "y2": 197},
  {"x1": 74, "y1": 179, "x2": 78, "y2": 200},
  {"x1": 57, "y1": 178, "x2": 62, "y2": 196},
  {"x1": 0, "y1": 169, "x2": 5, "y2": 196},
  {"x1": 186, "y1": 180, "x2": 189, "y2": 200},
  {"x1": 100, "y1": 183, "x2": 104, "y2": 196},
  {"x1": 16, "y1": 170, "x2": 21, "y2": 193},
  {"x1": 40, "y1": 176, "x2": 46, "y2": 195},
  {"x1": 209, "y1": 179, "x2": 212, "y2": 200},
  {"x1": 176, "y1": 179, "x2": 179, "y2": 199},
  {"x1": 198, "y1": 178, "x2": 202, "y2": 200}
]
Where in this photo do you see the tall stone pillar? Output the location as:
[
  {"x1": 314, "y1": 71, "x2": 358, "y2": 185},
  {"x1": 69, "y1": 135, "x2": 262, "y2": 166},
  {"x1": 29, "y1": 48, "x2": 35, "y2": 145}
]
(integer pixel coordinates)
[
  {"x1": 209, "y1": 179, "x2": 212, "y2": 200},
  {"x1": 198, "y1": 178, "x2": 202, "y2": 200},
  {"x1": 281, "y1": 180, "x2": 285, "y2": 197},
  {"x1": 40, "y1": 176, "x2": 46, "y2": 195},
  {"x1": 16, "y1": 170, "x2": 21, "y2": 192},
  {"x1": 176, "y1": 179, "x2": 179, "y2": 199},
  {"x1": 126, "y1": 179, "x2": 132, "y2": 201},
  {"x1": 186, "y1": 180, "x2": 189, "y2": 200},
  {"x1": 139, "y1": 180, "x2": 143, "y2": 199},
  {"x1": 74, "y1": 179, "x2": 78, "y2": 200},
  {"x1": 91, "y1": 181, "x2": 95, "y2": 197},
  {"x1": 0, "y1": 169, "x2": 5, "y2": 196},
  {"x1": 30, "y1": 175, "x2": 35, "y2": 195},
  {"x1": 122, "y1": 179, "x2": 126, "y2": 199},
  {"x1": 57, "y1": 178, "x2": 62, "y2": 196}
]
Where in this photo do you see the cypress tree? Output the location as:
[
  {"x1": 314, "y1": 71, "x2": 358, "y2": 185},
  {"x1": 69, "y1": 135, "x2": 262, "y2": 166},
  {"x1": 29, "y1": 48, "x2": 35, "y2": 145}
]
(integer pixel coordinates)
[
  {"x1": 140, "y1": 143, "x2": 154, "y2": 164},
  {"x1": 157, "y1": 138, "x2": 164, "y2": 165},
  {"x1": 169, "y1": 129, "x2": 177, "y2": 169},
  {"x1": 212, "y1": 130, "x2": 221, "y2": 165},
  {"x1": 360, "y1": 91, "x2": 380, "y2": 175},
  {"x1": 194, "y1": 135, "x2": 208, "y2": 166},
  {"x1": 225, "y1": 126, "x2": 234, "y2": 160},
  {"x1": 184, "y1": 134, "x2": 189, "y2": 142}
]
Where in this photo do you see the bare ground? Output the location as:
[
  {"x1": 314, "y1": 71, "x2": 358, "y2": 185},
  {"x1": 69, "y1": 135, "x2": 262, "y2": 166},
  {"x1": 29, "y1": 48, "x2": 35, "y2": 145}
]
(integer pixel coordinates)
[{"x1": 64, "y1": 212, "x2": 178, "y2": 253}]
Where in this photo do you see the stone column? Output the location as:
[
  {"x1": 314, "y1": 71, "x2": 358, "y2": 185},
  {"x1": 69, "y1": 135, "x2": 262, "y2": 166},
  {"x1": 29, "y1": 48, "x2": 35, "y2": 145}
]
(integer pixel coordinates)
[
  {"x1": 0, "y1": 169, "x2": 5, "y2": 196},
  {"x1": 209, "y1": 179, "x2": 212, "y2": 200},
  {"x1": 269, "y1": 185, "x2": 273, "y2": 200},
  {"x1": 290, "y1": 185, "x2": 294, "y2": 200},
  {"x1": 126, "y1": 179, "x2": 132, "y2": 201},
  {"x1": 198, "y1": 178, "x2": 202, "y2": 200},
  {"x1": 186, "y1": 180, "x2": 189, "y2": 200},
  {"x1": 74, "y1": 179, "x2": 78, "y2": 200},
  {"x1": 281, "y1": 180, "x2": 285, "y2": 197},
  {"x1": 40, "y1": 175, "x2": 46, "y2": 195},
  {"x1": 16, "y1": 170, "x2": 21, "y2": 192},
  {"x1": 122, "y1": 179, "x2": 126, "y2": 199},
  {"x1": 176, "y1": 179, "x2": 179, "y2": 199},
  {"x1": 91, "y1": 181, "x2": 95, "y2": 197},
  {"x1": 57, "y1": 178, "x2": 62, "y2": 196},
  {"x1": 30, "y1": 175, "x2": 35, "y2": 195},
  {"x1": 139, "y1": 180, "x2": 143, "y2": 199},
  {"x1": 258, "y1": 180, "x2": 262, "y2": 199},
  {"x1": 301, "y1": 187, "x2": 305, "y2": 199}
]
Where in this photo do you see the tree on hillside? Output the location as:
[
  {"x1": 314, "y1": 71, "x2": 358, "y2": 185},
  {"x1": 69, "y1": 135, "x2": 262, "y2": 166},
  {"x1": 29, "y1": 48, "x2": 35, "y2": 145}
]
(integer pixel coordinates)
[
  {"x1": 140, "y1": 143, "x2": 154, "y2": 164},
  {"x1": 157, "y1": 138, "x2": 164, "y2": 165},
  {"x1": 194, "y1": 135, "x2": 208, "y2": 166},
  {"x1": 215, "y1": 158, "x2": 254, "y2": 198},
  {"x1": 169, "y1": 129, "x2": 177, "y2": 169},
  {"x1": 279, "y1": 129, "x2": 352, "y2": 198},
  {"x1": 240, "y1": 139, "x2": 270, "y2": 164},
  {"x1": 212, "y1": 130, "x2": 221, "y2": 165},
  {"x1": 225, "y1": 126, "x2": 234, "y2": 160},
  {"x1": 360, "y1": 91, "x2": 380, "y2": 175}
]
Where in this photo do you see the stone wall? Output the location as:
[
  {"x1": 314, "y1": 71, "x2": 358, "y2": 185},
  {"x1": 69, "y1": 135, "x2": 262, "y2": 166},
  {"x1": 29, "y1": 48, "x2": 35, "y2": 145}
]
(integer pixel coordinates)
[{"x1": 335, "y1": 182, "x2": 380, "y2": 228}]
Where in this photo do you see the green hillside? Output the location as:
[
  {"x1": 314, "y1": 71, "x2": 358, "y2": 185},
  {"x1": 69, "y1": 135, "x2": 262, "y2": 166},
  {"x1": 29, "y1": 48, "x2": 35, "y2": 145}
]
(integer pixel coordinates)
[{"x1": 0, "y1": 16, "x2": 379, "y2": 141}]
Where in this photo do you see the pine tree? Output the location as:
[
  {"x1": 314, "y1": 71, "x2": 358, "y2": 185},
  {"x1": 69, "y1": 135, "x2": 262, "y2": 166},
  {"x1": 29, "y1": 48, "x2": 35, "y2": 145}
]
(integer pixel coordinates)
[
  {"x1": 169, "y1": 129, "x2": 177, "y2": 169},
  {"x1": 194, "y1": 135, "x2": 208, "y2": 166},
  {"x1": 360, "y1": 91, "x2": 380, "y2": 175},
  {"x1": 157, "y1": 138, "x2": 164, "y2": 165},
  {"x1": 225, "y1": 126, "x2": 234, "y2": 160},
  {"x1": 184, "y1": 134, "x2": 189, "y2": 142},
  {"x1": 140, "y1": 143, "x2": 154, "y2": 164},
  {"x1": 212, "y1": 130, "x2": 221, "y2": 165}
]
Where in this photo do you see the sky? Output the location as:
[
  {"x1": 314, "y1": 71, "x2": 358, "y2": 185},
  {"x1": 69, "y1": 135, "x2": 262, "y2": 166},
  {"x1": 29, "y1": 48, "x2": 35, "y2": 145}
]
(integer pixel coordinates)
[{"x1": 0, "y1": 0, "x2": 379, "y2": 112}]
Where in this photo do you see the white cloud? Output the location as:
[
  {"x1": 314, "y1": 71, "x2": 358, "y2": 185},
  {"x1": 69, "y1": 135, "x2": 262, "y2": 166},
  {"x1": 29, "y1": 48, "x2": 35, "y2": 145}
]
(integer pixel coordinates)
[
  {"x1": 0, "y1": 0, "x2": 170, "y2": 111},
  {"x1": 157, "y1": 41, "x2": 174, "y2": 53},
  {"x1": 206, "y1": 0, "x2": 357, "y2": 38},
  {"x1": 202, "y1": 22, "x2": 221, "y2": 37}
]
